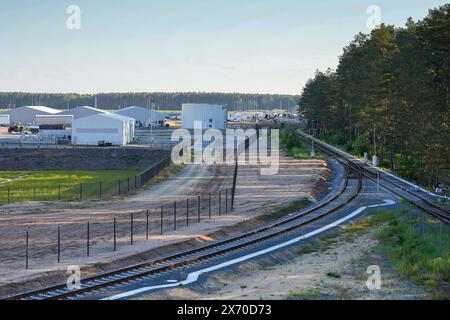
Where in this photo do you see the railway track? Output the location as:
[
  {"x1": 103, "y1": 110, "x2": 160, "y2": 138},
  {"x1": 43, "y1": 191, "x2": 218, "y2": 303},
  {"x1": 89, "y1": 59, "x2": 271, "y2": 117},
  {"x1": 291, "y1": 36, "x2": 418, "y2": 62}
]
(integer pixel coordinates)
[
  {"x1": 295, "y1": 130, "x2": 450, "y2": 224},
  {"x1": 5, "y1": 158, "x2": 363, "y2": 300},
  {"x1": 378, "y1": 175, "x2": 450, "y2": 215}
]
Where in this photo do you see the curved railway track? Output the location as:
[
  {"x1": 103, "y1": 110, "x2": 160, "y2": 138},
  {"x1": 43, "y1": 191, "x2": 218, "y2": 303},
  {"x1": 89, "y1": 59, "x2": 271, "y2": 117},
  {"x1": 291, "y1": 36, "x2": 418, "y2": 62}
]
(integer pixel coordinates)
[
  {"x1": 379, "y1": 175, "x2": 450, "y2": 215},
  {"x1": 295, "y1": 130, "x2": 450, "y2": 224},
  {"x1": 6, "y1": 159, "x2": 363, "y2": 300}
]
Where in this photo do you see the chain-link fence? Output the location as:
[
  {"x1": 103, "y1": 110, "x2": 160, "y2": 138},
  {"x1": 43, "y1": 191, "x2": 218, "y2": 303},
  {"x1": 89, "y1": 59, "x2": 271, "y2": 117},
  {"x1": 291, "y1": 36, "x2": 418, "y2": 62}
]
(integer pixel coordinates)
[
  {"x1": 19, "y1": 188, "x2": 234, "y2": 269},
  {"x1": 0, "y1": 157, "x2": 171, "y2": 203}
]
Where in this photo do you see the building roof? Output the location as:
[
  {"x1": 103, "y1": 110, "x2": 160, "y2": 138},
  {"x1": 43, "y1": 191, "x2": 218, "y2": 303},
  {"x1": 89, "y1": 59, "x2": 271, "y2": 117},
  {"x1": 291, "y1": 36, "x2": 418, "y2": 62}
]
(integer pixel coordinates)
[
  {"x1": 182, "y1": 103, "x2": 226, "y2": 109},
  {"x1": 182, "y1": 103, "x2": 225, "y2": 106},
  {"x1": 19, "y1": 106, "x2": 60, "y2": 114},
  {"x1": 100, "y1": 112, "x2": 134, "y2": 122},
  {"x1": 116, "y1": 106, "x2": 164, "y2": 115},
  {"x1": 59, "y1": 106, "x2": 108, "y2": 114},
  {"x1": 118, "y1": 106, "x2": 143, "y2": 112},
  {"x1": 74, "y1": 112, "x2": 134, "y2": 123}
]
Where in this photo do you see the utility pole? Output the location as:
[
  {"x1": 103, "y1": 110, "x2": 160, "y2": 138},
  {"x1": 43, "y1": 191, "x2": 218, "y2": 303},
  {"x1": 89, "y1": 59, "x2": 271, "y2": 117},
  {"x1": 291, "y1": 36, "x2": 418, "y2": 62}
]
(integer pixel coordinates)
[{"x1": 148, "y1": 96, "x2": 154, "y2": 146}]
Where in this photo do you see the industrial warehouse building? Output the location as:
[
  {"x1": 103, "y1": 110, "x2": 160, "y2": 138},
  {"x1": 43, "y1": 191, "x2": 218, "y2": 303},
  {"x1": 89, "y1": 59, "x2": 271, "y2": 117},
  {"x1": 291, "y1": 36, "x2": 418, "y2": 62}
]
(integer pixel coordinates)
[
  {"x1": 71, "y1": 113, "x2": 135, "y2": 146},
  {"x1": 0, "y1": 115, "x2": 9, "y2": 126},
  {"x1": 0, "y1": 106, "x2": 60, "y2": 125},
  {"x1": 115, "y1": 106, "x2": 165, "y2": 127},
  {"x1": 35, "y1": 115, "x2": 73, "y2": 126},
  {"x1": 58, "y1": 106, "x2": 108, "y2": 120},
  {"x1": 182, "y1": 104, "x2": 227, "y2": 130},
  {"x1": 35, "y1": 115, "x2": 73, "y2": 138}
]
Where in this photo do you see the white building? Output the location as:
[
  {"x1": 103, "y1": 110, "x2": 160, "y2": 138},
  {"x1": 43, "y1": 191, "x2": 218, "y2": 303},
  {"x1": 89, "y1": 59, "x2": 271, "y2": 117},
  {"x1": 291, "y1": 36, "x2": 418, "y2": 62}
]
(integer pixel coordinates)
[
  {"x1": 58, "y1": 106, "x2": 108, "y2": 120},
  {"x1": 182, "y1": 104, "x2": 227, "y2": 130},
  {"x1": 34, "y1": 115, "x2": 73, "y2": 138},
  {"x1": 115, "y1": 106, "x2": 165, "y2": 127},
  {"x1": 0, "y1": 106, "x2": 60, "y2": 125},
  {"x1": 35, "y1": 115, "x2": 74, "y2": 126},
  {"x1": 71, "y1": 113, "x2": 135, "y2": 146},
  {"x1": 0, "y1": 115, "x2": 10, "y2": 126}
]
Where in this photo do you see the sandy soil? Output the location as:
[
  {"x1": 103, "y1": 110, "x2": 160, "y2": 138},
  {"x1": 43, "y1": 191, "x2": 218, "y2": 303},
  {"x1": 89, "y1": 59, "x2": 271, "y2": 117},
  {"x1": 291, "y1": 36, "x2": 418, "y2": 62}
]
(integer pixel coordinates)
[
  {"x1": 143, "y1": 225, "x2": 429, "y2": 300},
  {"x1": 0, "y1": 151, "x2": 327, "y2": 290}
]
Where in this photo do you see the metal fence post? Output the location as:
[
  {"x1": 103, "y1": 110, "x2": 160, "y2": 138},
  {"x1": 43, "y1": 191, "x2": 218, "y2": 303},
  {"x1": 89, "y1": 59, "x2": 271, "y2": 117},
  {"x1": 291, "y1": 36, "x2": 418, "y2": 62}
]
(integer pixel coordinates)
[
  {"x1": 146, "y1": 209, "x2": 149, "y2": 240},
  {"x1": 58, "y1": 184, "x2": 61, "y2": 201},
  {"x1": 99, "y1": 182, "x2": 102, "y2": 199},
  {"x1": 113, "y1": 218, "x2": 117, "y2": 251},
  {"x1": 219, "y1": 191, "x2": 222, "y2": 216},
  {"x1": 80, "y1": 183, "x2": 83, "y2": 200},
  {"x1": 130, "y1": 213, "x2": 134, "y2": 245},
  {"x1": 197, "y1": 196, "x2": 200, "y2": 223},
  {"x1": 57, "y1": 226, "x2": 61, "y2": 263},
  {"x1": 128, "y1": 178, "x2": 130, "y2": 193},
  {"x1": 25, "y1": 231, "x2": 29, "y2": 270},
  {"x1": 7, "y1": 187, "x2": 10, "y2": 203},
  {"x1": 174, "y1": 202, "x2": 177, "y2": 231},
  {"x1": 33, "y1": 187, "x2": 36, "y2": 201},
  {"x1": 231, "y1": 158, "x2": 238, "y2": 211},
  {"x1": 118, "y1": 180, "x2": 121, "y2": 195},
  {"x1": 160, "y1": 205, "x2": 163, "y2": 235},
  {"x1": 87, "y1": 221, "x2": 90, "y2": 257},
  {"x1": 209, "y1": 193, "x2": 211, "y2": 219},
  {"x1": 186, "y1": 199, "x2": 189, "y2": 226},
  {"x1": 225, "y1": 189, "x2": 228, "y2": 213}
]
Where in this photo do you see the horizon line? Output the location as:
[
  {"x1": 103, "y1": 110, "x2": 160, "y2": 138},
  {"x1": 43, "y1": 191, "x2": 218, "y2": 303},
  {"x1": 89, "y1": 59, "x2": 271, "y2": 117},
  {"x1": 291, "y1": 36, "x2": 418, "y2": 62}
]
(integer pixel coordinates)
[{"x1": 0, "y1": 90, "x2": 300, "y2": 97}]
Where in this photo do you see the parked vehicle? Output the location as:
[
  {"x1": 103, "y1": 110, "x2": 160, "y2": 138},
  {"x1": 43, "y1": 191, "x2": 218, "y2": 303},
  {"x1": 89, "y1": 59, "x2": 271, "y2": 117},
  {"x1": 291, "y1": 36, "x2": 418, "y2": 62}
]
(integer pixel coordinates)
[
  {"x1": 8, "y1": 123, "x2": 39, "y2": 134},
  {"x1": 8, "y1": 124, "x2": 26, "y2": 133}
]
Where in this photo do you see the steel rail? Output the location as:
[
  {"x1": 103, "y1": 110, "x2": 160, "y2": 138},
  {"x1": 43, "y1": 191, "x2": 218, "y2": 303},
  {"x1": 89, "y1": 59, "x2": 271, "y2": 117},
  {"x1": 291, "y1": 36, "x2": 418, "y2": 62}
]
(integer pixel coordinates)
[
  {"x1": 378, "y1": 175, "x2": 450, "y2": 215},
  {"x1": 295, "y1": 130, "x2": 450, "y2": 224},
  {"x1": 6, "y1": 158, "x2": 361, "y2": 300}
]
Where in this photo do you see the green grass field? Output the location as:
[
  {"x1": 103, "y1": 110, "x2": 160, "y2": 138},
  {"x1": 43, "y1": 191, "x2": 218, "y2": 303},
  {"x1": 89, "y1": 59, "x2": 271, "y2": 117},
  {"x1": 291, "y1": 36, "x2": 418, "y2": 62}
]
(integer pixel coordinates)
[
  {"x1": 0, "y1": 170, "x2": 139, "y2": 203},
  {"x1": 375, "y1": 210, "x2": 450, "y2": 298}
]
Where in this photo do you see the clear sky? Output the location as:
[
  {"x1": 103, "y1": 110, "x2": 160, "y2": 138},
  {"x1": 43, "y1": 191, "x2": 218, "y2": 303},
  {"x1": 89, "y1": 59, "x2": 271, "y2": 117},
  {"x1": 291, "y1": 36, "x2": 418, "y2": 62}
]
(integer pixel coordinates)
[{"x1": 0, "y1": 0, "x2": 446, "y2": 95}]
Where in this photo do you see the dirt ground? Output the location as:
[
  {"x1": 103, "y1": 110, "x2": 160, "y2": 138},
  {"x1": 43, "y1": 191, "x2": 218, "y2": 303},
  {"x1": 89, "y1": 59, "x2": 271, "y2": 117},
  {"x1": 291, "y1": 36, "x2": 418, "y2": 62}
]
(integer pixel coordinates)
[
  {"x1": 0, "y1": 151, "x2": 327, "y2": 292},
  {"x1": 144, "y1": 223, "x2": 429, "y2": 300}
]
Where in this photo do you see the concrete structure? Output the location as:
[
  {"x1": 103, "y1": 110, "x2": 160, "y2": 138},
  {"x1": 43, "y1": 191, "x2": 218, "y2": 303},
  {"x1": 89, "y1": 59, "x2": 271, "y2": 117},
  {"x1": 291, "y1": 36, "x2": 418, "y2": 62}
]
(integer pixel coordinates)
[
  {"x1": 58, "y1": 106, "x2": 108, "y2": 120},
  {"x1": 115, "y1": 106, "x2": 165, "y2": 127},
  {"x1": 0, "y1": 106, "x2": 60, "y2": 125},
  {"x1": 71, "y1": 113, "x2": 135, "y2": 146},
  {"x1": 182, "y1": 104, "x2": 227, "y2": 130}
]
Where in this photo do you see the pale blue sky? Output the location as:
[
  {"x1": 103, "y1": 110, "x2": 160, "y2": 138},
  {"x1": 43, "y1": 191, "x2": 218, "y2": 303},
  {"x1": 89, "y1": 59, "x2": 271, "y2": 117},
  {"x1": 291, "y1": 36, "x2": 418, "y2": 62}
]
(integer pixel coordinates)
[{"x1": 0, "y1": 0, "x2": 446, "y2": 94}]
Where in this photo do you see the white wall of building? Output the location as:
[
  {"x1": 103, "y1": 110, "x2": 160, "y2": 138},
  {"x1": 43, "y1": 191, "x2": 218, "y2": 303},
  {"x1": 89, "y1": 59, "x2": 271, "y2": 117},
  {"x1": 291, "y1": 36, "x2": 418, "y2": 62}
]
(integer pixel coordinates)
[
  {"x1": 0, "y1": 106, "x2": 60, "y2": 125},
  {"x1": 38, "y1": 129, "x2": 72, "y2": 139},
  {"x1": 115, "y1": 106, "x2": 165, "y2": 127},
  {"x1": 71, "y1": 113, "x2": 134, "y2": 146},
  {"x1": 35, "y1": 115, "x2": 73, "y2": 126},
  {"x1": 0, "y1": 115, "x2": 10, "y2": 126},
  {"x1": 182, "y1": 104, "x2": 227, "y2": 130}
]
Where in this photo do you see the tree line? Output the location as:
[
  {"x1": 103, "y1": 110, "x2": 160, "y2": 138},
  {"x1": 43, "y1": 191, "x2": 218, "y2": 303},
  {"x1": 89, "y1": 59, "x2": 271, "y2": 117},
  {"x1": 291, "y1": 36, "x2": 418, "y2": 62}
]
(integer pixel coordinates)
[
  {"x1": 0, "y1": 92, "x2": 299, "y2": 112},
  {"x1": 298, "y1": 4, "x2": 449, "y2": 186}
]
